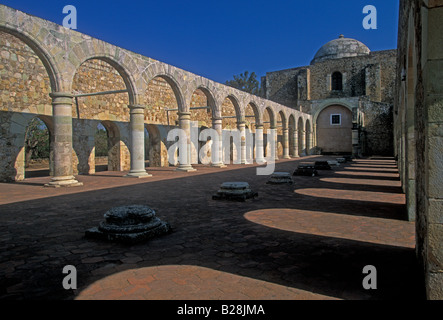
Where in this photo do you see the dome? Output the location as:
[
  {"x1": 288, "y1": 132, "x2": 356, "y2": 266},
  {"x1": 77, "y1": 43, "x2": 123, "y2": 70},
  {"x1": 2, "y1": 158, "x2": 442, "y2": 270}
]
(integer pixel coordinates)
[{"x1": 311, "y1": 35, "x2": 370, "y2": 64}]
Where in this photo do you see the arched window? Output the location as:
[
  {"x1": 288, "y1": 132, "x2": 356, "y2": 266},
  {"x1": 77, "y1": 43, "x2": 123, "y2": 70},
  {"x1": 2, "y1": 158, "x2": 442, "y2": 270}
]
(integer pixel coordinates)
[{"x1": 332, "y1": 72, "x2": 343, "y2": 91}]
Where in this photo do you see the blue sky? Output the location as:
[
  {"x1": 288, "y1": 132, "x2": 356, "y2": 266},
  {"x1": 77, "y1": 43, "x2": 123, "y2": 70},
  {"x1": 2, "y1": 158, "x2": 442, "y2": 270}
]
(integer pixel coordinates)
[{"x1": 2, "y1": 0, "x2": 399, "y2": 84}]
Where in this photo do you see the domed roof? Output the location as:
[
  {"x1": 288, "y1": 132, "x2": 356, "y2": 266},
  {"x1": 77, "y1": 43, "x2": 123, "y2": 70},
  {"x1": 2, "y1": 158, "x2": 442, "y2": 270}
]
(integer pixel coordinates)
[{"x1": 311, "y1": 35, "x2": 370, "y2": 64}]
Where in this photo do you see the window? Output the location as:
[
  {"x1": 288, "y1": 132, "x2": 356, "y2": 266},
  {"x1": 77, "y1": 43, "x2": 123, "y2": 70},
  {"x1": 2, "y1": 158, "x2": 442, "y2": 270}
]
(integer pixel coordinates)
[
  {"x1": 332, "y1": 72, "x2": 343, "y2": 91},
  {"x1": 331, "y1": 114, "x2": 342, "y2": 125}
]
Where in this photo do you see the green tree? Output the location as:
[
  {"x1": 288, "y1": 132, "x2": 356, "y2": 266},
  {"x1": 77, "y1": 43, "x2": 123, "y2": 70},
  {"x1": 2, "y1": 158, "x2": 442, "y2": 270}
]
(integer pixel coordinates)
[
  {"x1": 225, "y1": 71, "x2": 261, "y2": 96},
  {"x1": 95, "y1": 126, "x2": 108, "y2": 157},
  {"x1": 25, "y1": 118, "x2": 50, "y2": 167}
]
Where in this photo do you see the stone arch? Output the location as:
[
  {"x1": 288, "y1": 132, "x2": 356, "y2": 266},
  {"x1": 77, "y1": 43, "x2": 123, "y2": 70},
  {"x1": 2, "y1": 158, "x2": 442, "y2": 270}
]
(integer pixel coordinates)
[
  {"x1": 145, "y1": 124, "x2": 168, "y2": 167},
  {"x1": 144, "y1": 75, "x2": 182, "y2": 126},
  {"x1": 221, "y1": 95, "x2": 242, "y2": 130},
  {"x1": 142, "y1": 63, "x2": 187, "y2": 113},
  {"x1": 264, "y1": 107, "x2": 276, "y2": 129},
  {"x1": 93, "y1": 120, "x2": 125, "y2": 172},
  {"x1": 245, "y1": 101, "x2": 261, "y2": 130},
  {"x1": 70, "y1": 54, "x2": 138, "y2": 106},
  {"x1": 189, "y1": 86, "x2": 217, "y2": 128},
  {"x1": 313, "y1": 101, "x2": 354, "y2": 125},
  {"x1": 0, "y1": 26, "x2": 61, "y2": 92},
  {"x1": 263, "y1": 107, "x2": 277, "y2": 158},
  {"x1": 278, "y1": 110, "x2": 288, "y2": 129},
  {"x1": 11, "y1": 114, "x2": 54, "y2": 181},
  {"x1": 0, "y1": 28, "x2": 59, "y2": 182},
  {"x1": 332, "y1": 71, "x2": 343, "y2": 91}
]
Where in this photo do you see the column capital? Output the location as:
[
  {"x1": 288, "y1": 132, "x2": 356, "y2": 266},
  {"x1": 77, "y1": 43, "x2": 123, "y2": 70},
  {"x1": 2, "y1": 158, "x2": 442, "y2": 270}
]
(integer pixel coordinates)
[
  {"x1": 178, "y1": 111, "x2": 192, "y2": 117},
  {"x1": 50, "y1": 92, "x2": 74, "y2": 99},
  {"x1": 128, "y1": 104, "x2": 146, "y2": 110},
  {"x1": 50, "y1": 92, "x2": 74, "y2": 105},
  {"x1": 212, "y1": 116, "x2": 223, "y2": 121},
  {"x1": 255, "y1": 124, "x2": 264, "y2": 129}
]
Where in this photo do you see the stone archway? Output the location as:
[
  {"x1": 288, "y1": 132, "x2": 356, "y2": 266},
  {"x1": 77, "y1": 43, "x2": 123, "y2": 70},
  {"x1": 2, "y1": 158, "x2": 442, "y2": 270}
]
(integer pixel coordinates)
[{"x1": 145, "y1": 124, "x2": 168, "y2": 167}]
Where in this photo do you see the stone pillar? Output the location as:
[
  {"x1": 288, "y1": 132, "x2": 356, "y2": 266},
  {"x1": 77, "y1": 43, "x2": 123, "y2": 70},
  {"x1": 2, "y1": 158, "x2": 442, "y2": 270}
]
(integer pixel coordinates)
[
  {"x1": 45, "y1": 92, "x2": 82, "y2": 188},
  {"x1": 177, "y1": 112, "x2": 196, "y2": 172},
  {"x1": 352, "y1": 124, "x2": 360, "y2": 157},
  {"x1": 283, "y1": 128, "x2": 290, "y2": 159},
  {"x1": 237, "y1": 122, "x2": 247, "y2": 164},
  {"x1": 211, "y1": 117, "x2": 226, "y2": 168},
  {"x1": 126, "y1": 105, "x2": 151, "y2": 178},
  {"x1": 271, "y1": 126, "x2": 279, "y2": 161},
  {"x1": 300, "y1": 130, "x2": 306, "y2": 156},
  {"x1": 255, "y1": 125, "x2": 266, "y2": 164},
  {"x1": 292, "y1": 130, "x2": 299, "y2": 157}
]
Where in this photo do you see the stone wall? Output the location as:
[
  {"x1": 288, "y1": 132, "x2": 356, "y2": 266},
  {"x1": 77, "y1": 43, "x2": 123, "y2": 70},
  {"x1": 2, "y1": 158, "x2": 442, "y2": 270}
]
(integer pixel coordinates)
[
  {"x1": 395, "y1": 0, "x2": 443, "y2": 300},
  {"x1": 0, "y1": 4, "x2": 312, "y2": 182},
  {"x1": 361, "y1": 99, "x2": 394, "y2": 156}
]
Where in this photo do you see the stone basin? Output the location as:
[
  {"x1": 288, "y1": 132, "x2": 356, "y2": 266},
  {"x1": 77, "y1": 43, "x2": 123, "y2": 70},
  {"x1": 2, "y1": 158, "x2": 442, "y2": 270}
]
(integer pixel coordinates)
[
  {"x1": 85, "y1": 205, "x2": 171, "y2": 244},
  {"x1": 212, "y1": 182, "x2": 258, "y2": 201},
  {"x1": 267, "y1": 172, "x2": 293, "y2": 184}
]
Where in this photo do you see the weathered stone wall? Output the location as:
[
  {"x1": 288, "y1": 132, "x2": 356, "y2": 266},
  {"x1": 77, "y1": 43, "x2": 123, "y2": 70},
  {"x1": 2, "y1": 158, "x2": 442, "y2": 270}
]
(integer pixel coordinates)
[
  {"x1": 264, "y1": 50, "x2": 397, "y2": 106},
  {"x1": 395, "y1": 0, "x2": 443, "y2": 300},
  {"x1": 262, "y1": 67, "x2": 307, "y2": 109},
  {"x1": 361, "y1": 99, "x2": 394, "y2": 156}
]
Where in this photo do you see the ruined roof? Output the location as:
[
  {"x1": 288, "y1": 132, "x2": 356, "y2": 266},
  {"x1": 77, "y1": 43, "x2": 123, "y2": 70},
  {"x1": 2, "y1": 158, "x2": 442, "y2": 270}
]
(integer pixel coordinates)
[{"x1": 311, "y1": 35, "x2": 371, "y2": 64}]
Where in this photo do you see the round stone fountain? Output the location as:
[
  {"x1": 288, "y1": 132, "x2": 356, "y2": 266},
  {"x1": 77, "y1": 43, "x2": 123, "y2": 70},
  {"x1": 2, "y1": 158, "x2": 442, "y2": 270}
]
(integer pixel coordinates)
[
  {"x1": 85, "y1": 205, "x2": 171, "y2": 244},
  {"x1": 212, "y1": 182, "x2": 258, "y2": 202}
]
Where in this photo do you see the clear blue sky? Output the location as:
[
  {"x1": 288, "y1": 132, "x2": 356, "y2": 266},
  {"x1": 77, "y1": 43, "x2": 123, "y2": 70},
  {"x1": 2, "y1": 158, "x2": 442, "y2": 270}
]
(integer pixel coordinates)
[{"x1": 2, "y1": 0, "x2": 399, "y2": 84}]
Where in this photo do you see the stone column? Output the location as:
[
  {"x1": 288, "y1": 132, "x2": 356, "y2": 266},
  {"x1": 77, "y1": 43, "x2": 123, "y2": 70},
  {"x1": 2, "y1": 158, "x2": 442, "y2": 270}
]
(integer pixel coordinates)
[
  {"x1": 45, "y1": 92, "x2": 82, "y2": 188},
  {"x1": 352, "y1": 124, "x2": 360, "y2": 157},
  {"x1": 292, "y1": 129, "x2": 299, "y2": 157},
  {"x1": 237, "y1": 121, "x2": 247, "y2": 164},
  {"x1": 211, "y1": 117, "x2": 226, "y2": 168},
  {"x1": 126, "y1": 105, "x2": 151, "y2": 178},
  {"x1": 271, "y1": 126, "x2": 279, "y2": 161},
  {"x1": 177, "y1": 112, "x2": 196, "y2": 172},
  {"x1": 300, "y1": 130, "x2": 306, "y2": 156},
  {"x1": 255, "y1": 125, "x2": 266, "y2": 164},
  {"x1": 282, "y1": 128, "x2": 290, "y2": 159}
]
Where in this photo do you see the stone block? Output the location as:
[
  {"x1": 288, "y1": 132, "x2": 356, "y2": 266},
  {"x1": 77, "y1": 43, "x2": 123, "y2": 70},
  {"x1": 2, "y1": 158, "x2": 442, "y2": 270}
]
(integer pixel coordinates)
[
  {"x1": 212, "y1": 182, "x2": 258, "y2": 202},
  {"x1": 266, "y1": 172, "x2": 293, "y2": 185},
  {"x1": 427, "y1": 224, "x2": 443, "y2": 272},
  {"x1": 314, "y1": 161, "x2": 332, "y2": 170},
  {"x1": 428, "y1": 199, "x2": 443, "y2": 224},
  {"x1": 85, "y1": 205, "x2": 171, "y2": 244},
  {"x1": 293, "y1": 165, "x2": 318, "y2": 176},
  {"x1": 427, "y1": 272, "x2": 443, "y2": 300}
]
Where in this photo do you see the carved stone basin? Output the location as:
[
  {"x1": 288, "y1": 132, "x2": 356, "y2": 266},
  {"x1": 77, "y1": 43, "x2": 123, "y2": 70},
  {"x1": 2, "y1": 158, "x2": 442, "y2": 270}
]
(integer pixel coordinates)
[{"x1": 85, "y1": 205, "x2": 171, "y2": 244}]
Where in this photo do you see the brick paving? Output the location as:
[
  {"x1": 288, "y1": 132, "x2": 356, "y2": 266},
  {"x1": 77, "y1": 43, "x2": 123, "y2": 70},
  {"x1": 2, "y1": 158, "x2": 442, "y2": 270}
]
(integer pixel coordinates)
[{"x1": 0, "y1": 156, "x2": 425, "y2": 300}]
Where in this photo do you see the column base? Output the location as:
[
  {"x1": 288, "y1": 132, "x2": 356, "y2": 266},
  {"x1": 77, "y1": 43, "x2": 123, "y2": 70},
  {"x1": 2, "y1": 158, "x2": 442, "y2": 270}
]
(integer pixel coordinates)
[
  {"x1": 212, "y1": 163, "x2": 227, "y2": 168},
  {"x1": 125, "y1": 171, "x2": 152, "y2": 179},
  {"x1": 44, "y1": 176, "x2": 83, "y2": 188},
  {"x1": 283, "y1": 155, "x2": 291, "y2": 159},
  {"x1": 176, "y1": 165, "x2": 197, "y2": 172},
  {"x1": 256, "y1": 158, "x2": 266, "y2": 164}
]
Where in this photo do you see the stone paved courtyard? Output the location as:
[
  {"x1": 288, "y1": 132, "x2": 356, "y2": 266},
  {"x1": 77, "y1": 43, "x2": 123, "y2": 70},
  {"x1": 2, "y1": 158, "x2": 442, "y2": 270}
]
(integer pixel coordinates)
[{"x1": 0, "y1": 156, "x2": 425, "y2": 300}]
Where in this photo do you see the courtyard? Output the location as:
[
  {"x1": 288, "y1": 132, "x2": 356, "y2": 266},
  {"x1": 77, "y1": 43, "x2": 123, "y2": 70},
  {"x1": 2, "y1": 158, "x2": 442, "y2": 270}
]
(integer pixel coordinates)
[{"x1": 0, "y1": 156, "x2": 425, "y2": 300}]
